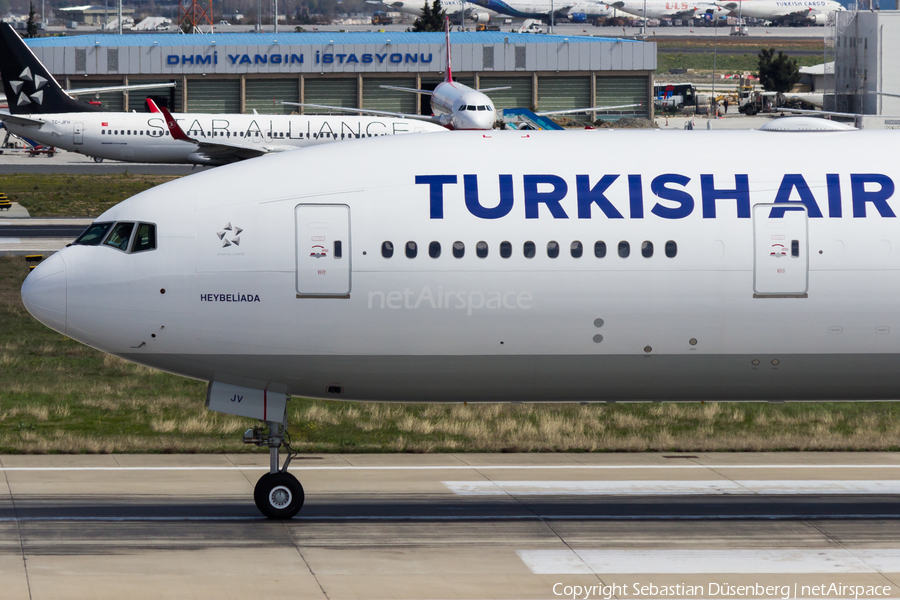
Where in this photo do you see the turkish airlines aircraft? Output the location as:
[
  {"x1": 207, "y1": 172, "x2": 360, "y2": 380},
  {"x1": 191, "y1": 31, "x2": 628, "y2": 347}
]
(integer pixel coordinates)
[
  {"x1": 286, "y1": 18, "x2": 634, "y2": 130},
  {"x1": 368, "y1": 0, "x2": 496, "y2": 22},
  {"x1": 20, "y1": 126, "x2": 900, "y2": 519},
  {"x1": 0, "y1": 23, "x2": 446, "y2": 164},
  {"x1": 714, "y1": 0, "x2": 845, "y2": 24},
  {"x1": 602, "y1": 0, "x2": 724, "y2": 20}
]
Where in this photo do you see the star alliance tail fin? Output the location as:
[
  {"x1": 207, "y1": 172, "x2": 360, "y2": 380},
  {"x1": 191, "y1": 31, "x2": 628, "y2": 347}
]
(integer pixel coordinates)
[{"x1": 0, "y1": 23, "x2": 101, "y2": 114}]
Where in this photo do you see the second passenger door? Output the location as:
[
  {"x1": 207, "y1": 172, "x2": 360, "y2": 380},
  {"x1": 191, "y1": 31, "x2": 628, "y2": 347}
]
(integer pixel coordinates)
[
  {"x1": 295, "y1": 204, "x2": 351, "y2": 297},
  {"x1": 752, "y1": 203, "x2": 808, "y2": 297}
]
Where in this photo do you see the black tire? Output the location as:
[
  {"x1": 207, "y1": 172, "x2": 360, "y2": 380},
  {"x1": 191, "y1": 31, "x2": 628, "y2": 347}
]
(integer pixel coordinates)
[
  {"x1": 254, "y1": 472, "x2": 304, "y2": 519},
  {"x1": 93, "y1": 157, "x2": 103, "y2": 163}
]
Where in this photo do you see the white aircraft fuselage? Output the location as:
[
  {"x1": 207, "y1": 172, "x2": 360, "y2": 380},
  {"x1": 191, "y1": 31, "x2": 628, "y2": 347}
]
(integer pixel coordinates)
[
  {"x1": 605, "y1": 0, "x2": 722, "y2": 20},
  {"x1": 3, "y1": 112, "x2": 447, "y2": 165},
  {"x1": 431, "y1": 81, "x2": 497, "y2": 130},
  {"x1": 21, "y1": 129, "x2": 900, "y2": 403}
]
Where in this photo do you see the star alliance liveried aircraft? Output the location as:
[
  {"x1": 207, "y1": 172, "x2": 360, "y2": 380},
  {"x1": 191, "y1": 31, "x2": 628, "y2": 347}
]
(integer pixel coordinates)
[
  {"x1": 0, "y1": 22, "x2": 446, "y2": 164},
  {"x1": 20, "y1": 126, "x2": 900, "y2": 519}
]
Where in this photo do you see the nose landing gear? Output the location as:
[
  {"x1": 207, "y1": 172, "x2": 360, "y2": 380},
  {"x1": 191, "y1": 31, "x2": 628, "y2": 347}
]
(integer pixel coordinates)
[{"x1": 244, "y1": 421, "x2": 304, "y2": 519}]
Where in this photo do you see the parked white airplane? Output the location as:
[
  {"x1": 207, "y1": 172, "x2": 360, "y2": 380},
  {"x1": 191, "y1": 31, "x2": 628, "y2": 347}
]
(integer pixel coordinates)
[
  {"x1": 367, "y1": 0, "x2": 495, "y2": 22},
  {"x1": 602, "y1": 0, "x2": 724, "y2": 20},
  {"x1": 468, "y1": 0, "x2": 577, "y2": 20},
  {"x1": 286, "y1": 18, "x2": 636, "y2": 130},
  {"x1": 21, "y1": 126, "x2": 900, "y2": 518},
  {"x1": 714, "y1": 0, "x2": 845, "y2": 24},
  {"x1": 285, "y1": 19, "x2": 502, "y2": 130}
]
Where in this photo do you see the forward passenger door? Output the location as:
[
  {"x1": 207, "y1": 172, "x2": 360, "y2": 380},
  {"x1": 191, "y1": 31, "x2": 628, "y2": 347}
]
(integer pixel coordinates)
[{"x1": 295, "y1": 204, "x2": 351, "y2": 297}]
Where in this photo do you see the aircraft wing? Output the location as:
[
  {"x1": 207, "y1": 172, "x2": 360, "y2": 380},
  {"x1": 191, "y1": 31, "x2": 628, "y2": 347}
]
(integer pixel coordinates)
[
  {"x1": 535, "y1": 103, "x2": 642, "y2": 116},
  {"x1": 0, "y1": 82, "x2": 177, "y2": 104},
  {"x1": 378, "y1": 85, "x2": 433, "y2": 95},
  {"x1": 0, "y1": 111, "x2": 44, "y2": 127},
  {"x1": 160, "y1": 107, "x2": 293, "y2": 160},
  {"x1": 280, "y1": 101, "x2": 440, "y2": 123},
  {"x1": 775, "y1": 107, "x2": 860, "y2": 118},
  {"x1": 65, "y1": 82, "x2": 177, "y2": 96},
  {"x1": 476, "y1": 86, "x2": 512, "y2": 92}
]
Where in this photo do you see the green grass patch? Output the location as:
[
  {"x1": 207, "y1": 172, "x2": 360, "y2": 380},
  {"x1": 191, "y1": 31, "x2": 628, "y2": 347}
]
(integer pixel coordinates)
[
  {"x1": 0, "y1": 173, "x2": 179, "y2": 218},
  {"x1": 657, "y1": 51, "x2": 824, "y2": 74},
  {"x1": 2, "y1": 256, "x2": 899, "y2": 453}
]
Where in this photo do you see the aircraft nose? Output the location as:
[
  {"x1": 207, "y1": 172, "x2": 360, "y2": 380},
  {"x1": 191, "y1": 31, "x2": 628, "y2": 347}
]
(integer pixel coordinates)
[{"x1": 21, "y1": 251, "x2": 67, "y2": 335}]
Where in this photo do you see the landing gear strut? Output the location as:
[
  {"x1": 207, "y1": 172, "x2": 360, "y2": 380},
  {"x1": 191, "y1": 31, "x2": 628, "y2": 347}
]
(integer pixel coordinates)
[{"x1": 244, "y1": 420, "x2": 304, "y2": 519}]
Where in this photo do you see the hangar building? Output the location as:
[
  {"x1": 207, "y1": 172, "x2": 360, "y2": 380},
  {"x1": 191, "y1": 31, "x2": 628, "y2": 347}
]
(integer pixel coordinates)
[
  {"x1": 832, "y1": 10, "x2": 900, "y2": 119},
  {"x1": 25, "y1": 32, "x2": 655, "y2": 120}
]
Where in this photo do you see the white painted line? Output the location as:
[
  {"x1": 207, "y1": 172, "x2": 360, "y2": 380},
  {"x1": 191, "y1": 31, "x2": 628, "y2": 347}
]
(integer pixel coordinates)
[
  {"x1": 443, "y1": 480, "x2": 900, "y2": 496},
  {"x1": 1, "y1": 514, "x2": 899, "y2": 523},
  {"x1": 0, "y1": 238, "x2": 21, "y2": 244},
  {"x1": 0, "y1": 464, "x2": 898, "y2": 472},
  {"x1": 518, "y1": 549, "x2": 900, "y2": 574}
]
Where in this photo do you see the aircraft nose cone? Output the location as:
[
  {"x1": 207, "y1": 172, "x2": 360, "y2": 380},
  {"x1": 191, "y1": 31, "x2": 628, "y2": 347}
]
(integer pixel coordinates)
[{"x1": 21, "y1": 251, "x2": 67, "y2": 335}]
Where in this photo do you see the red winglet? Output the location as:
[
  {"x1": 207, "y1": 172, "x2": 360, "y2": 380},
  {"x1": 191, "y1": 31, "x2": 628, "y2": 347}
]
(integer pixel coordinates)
[
  {"x1": 159, "y1": 106, "x2": 191, "y2": 142},
  {"x1": 145, "y1": 98, "x2": 160, "y2": 113}
]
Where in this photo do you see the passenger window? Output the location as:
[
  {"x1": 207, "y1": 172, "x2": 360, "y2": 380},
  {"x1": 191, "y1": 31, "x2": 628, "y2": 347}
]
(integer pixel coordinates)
[
  {"x1": 594, "y1": 241, "x2": 607, "y2": 258},
  {"x1": 523, "y1": 241, "x2": 535, "y2": 258},
  {"x1": 500, "y1": 241, "x2": 512, "y2": 258},
  {"x1": 571, "y1": 241, "x2": 583, "y2": 258},
  {"x1": 665, "y1": 240, "x2": 677, "y2": 258},
  {"x1": 131, "y1": 223, "x2": 156, "y2": 253},
  {"x1": 453, "y1": 241, "x2": 465, "y2": 258},
  {"x1": 74, "y1": 222, "x2": 113, "y2": 246},
  {"x1": 103, "y1": 222, "x2": 135, "y2": 251},
  {"x1": 429, "y1": 241, "x2": 441, "y2": 258},
  {"x1": 381, "y1": 241, "x2": 394, "y2": 258},
  {"x1": 547, "y1": 241, "x2": 559, "y2": 258},
  {"x1": 406, "y1": 241, "x2": 417, "y2": 258},
  {"x1": 641, "y1": 241, "x2": 653, "y2": 258},
  {"x1": 476, "y1": 241, "x2": 488, "y2": 258},
  {"x1": 333, "y1": 240, "x2": 342, "y2": 259},
  {"x1": 618, "y1": 241, "x2": 630, "y2": 258}
]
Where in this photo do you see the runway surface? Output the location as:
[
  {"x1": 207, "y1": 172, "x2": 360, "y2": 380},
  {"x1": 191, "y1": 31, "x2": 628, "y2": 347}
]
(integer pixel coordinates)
[{"x1": 0, "y1": 452, "x2": 898, "y2": 599}]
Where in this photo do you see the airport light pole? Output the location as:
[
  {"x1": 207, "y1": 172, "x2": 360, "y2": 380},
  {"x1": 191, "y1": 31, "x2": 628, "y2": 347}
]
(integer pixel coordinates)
[
  {"x1": 641, "y1": 0, "x2": 646, "y2": 36},
  {"x1": 274, "y1": 0, "x2": 278, "y2": 33},
  {"x1": 550, "y1": 0, "x2": 554, "y2": 34}
]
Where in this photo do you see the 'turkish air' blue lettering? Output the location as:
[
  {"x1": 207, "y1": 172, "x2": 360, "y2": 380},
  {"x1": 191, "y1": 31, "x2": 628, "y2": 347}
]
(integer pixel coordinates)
[{"x1": 415, "y1": 173, "x2": 897, "y2": 220}]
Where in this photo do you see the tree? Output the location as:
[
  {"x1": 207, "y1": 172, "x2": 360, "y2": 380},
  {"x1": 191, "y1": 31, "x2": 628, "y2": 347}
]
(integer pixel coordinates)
[
  {"x1": 757, "y1": 47, "x2": 801, "y2": 94},
  {"x1": 26, "y1": 2, "x2": 37, "y2": 38},
  {"x1": 411, "y1": 0, "x2": 446, "y2": 32}
]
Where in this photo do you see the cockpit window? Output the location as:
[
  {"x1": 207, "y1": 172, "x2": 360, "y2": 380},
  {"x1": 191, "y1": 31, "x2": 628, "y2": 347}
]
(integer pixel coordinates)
[
  {"x1": 458, "y1": 104, "x2": 467, "y2": 111},
  {"x1": 466, "y1": 105, "x2": 476, "y2": 111},
  {"x1": 132, "y1": 223, "x2": 157, "y2": 253},
  {"x1": 73, "y1": 222, "x2": 113, "y2": 246},
  {"x1": 103, "y1": 222, "x2": 135, "y2": 251}
]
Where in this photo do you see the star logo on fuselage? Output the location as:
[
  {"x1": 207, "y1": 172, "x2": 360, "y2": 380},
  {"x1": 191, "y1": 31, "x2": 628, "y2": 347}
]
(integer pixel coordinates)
[{"x1": 216, "y1": 222, "x2": 243, "y2": 247}]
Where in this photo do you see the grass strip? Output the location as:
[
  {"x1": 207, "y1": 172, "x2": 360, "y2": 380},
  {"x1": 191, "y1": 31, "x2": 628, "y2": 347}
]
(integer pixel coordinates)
[
  {"x1": 0, "y1": 173, "x2": 179, "y2": 218},
  {"x1": 656, "y1": 51, "x2": 825, "y2": 74},
  {"x1": 2, "y1": 256, "x2": 899, "y2": 453}
]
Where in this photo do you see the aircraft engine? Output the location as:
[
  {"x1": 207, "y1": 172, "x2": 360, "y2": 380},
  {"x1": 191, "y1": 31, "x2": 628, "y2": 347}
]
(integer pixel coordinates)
[
  {"x1": 468, "y1": 10, "x2": 491, "y2": 22},
  {"x1": 568, "y1": 11, "x2": 588, "y2": 22},
  {"x1": 811, "y1": 12, "x2": 828, "y2": 24}
]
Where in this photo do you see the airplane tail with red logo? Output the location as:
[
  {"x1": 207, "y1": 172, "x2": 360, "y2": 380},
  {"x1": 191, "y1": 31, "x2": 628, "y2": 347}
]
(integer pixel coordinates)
[{"x1": 444, "y1": 16, "x2": 453, "y2": 83}]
